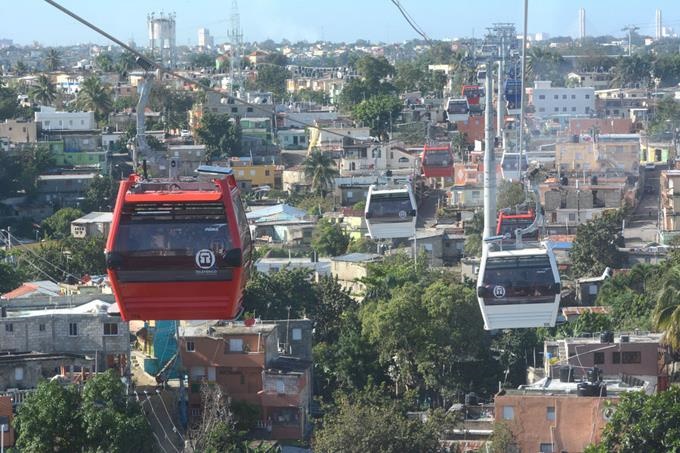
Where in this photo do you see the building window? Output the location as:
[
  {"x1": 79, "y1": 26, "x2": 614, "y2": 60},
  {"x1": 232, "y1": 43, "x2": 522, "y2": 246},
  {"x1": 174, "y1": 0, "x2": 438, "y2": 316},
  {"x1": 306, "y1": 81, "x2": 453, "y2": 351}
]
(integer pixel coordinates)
[
  {"x1": 554, "y1": 107, "x2": 559, "y2": 112},
  {"x1": 612, "y1": 352, "x2": 620, "y2": 364},
  {"x1": 14, "y1": 367, "x2": 24, "y2": 381},
  {"x1": 547, "y1": 406, "x2": 555, "y2": 421},
  {"x1": 585, "y1": 94, "x2": 591, "y2": 99},
  {"x1": 568, "y1": 213, "x2": 576, "y2": 221},
  {"x1": 562, "y1": 94, "x2": 567, "y2": 99},
  {"x1": 250, "y1": 170, "x2": 256, "y2": 176},
  {"x1": 231, "y1": 107, "x2": 238, "y2": 113},
  {"x1": 502, "y1": 406, "x2": 514, "y2": 420},
  {"x1": 554, "y1": 95, "x2": 559, "y2": 100},
  {"x1": 276, "y1": 379, "x2": 285, "y2": 394},
  {"x1": 191, "y1": 408, "x2": 200, "y2": 417},
  {"x1": 186, "y1": 341, "x2": 195, "y2": 352},
  {"x1": 539, "y1": 94, "x2": 545, "y2": 100},
  {"x1": 39, "y1": 323, "x2": 46, "y2": 332},
  {"x1": 265, "y1": 170, "x2": 270, "y2": 176},
  {"x1": 292, "y1": 328, "x2": 302, "y2": 341},
  {"x1": 571, "y1": 94, "x2": 576, "y2": 99},
  {"x1": 69, "y1": 323, "x2": 78, "y2": 336},
  {"x1": 539, "y1": 107, "x2": 545, "y2": 112},
  {"x1": 104, "y1": 323, "x2": 119, "y2": 336},
  {"x1": 229, "y1": 338, "x2": 244, "y2": 352},
  {"x1": 247, "y1": 107, "x2": 253, "y2": 113},
  {"x1": 539, "y1": 443, "x2": 554, "y2": 453},
  {"x1": 572, "y1": 107, "x2": 577, "y2": 112},
  {"x1": 622, "y1": 351, "x2": 641, "y2": 364},
  {"x1": 594, "y1": 352, "x2": 605, "y2": 364},
  {"x1": 5, "y1": 323, "x2": 13, "y2": 333}
]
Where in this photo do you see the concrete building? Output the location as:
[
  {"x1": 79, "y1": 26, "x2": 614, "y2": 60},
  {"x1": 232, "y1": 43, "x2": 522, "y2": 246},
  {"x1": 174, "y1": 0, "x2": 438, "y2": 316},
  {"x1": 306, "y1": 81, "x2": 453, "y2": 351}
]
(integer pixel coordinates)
[
  {"x1": 255, "y1": 257, "x2": 332, "y2": 277},
  {"x1": 495, "y1": 375, "x2": 647, "y2": 453},
  {"x1": 277, "y1": 128, "x2": 307, "y2": 150},
  {"x1": 34, "y1": 106, "x2": 96, "y2": 131},
  {"x1": 230, "y1": 158, "x2": 282, "y2": 190},
  {"x1": 660, "y1": 169, "x2": 680, "y2": 243},
  {"x1": 555, "y1": 135, "x2": 640, "y2": 174},
  {"x1": 70, "y1": 211, "x2": 113, "y2": 238},
  {"x1": 0, "y1": 300, "x2": 129, "y2": 380},
  {"x1": 36, "y1": 173, "x2": 98, "y2": 209},
  {"x1": 179, "y1": 320, "x2": 313, "y2": 440},
  {"x1": 0, "y1": 395, "x2": 14, "y2": 447},
  {"x1": 0, "y1": 119, "x2": 37, "y2": 144},
  {"x1": 595, "y1": 88, "x2": 649, "y2": 118},
  {"x1": 566, "y1": 71, "x2": 613, "y2": 90},
  {"x1": 531, "y1": 81, "x2": 595, "y2": 117},
  {"x1": 330, "y1": 252, "x2": 383, "y2": 297},
  {"x1": 197, "y1": 27, "x2": 214, "y2": 50},
  {"x1": 544, "y1": 332, "x2": 668, "y2": 390}
]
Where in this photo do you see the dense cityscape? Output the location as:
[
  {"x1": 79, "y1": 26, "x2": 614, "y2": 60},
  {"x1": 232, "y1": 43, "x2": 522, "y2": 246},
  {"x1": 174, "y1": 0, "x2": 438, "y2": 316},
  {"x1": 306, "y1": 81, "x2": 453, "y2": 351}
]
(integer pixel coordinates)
[{"x1": 1, "y1": 1, "x2": 680, "y2": 452}]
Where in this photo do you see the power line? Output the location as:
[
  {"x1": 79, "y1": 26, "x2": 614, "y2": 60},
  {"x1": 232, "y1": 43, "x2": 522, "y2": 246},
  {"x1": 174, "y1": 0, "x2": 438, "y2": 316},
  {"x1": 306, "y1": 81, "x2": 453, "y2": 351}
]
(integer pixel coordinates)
[
  {"x1": 43, "y1": 0, "x2": 374, "y2": 144},
  {"x1": 139, "y1": 390, "x2": 181, "y2": 453},
  {"x1": 389, "y1": 0, "x2": 431, "y2": 43},
  {"x1": 5, "y1": 230, "x2": 79, "y2": 281}
]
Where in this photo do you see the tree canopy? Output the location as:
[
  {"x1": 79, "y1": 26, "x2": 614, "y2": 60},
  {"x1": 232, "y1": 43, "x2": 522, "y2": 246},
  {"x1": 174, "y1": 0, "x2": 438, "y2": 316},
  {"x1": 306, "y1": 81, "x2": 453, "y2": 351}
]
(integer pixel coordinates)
[
  {"x1": 569, "y1": 209, "x2": 625, "y2": 278},
  {"x1": 14, "y1": 371, "x2": 153, "y2": 453},
  {"x1": 195, "y1": 113, "x2": 242, "y2": 161},
  {"x1": 312, "y1": 218, "x2": 350, "y2": 257}
]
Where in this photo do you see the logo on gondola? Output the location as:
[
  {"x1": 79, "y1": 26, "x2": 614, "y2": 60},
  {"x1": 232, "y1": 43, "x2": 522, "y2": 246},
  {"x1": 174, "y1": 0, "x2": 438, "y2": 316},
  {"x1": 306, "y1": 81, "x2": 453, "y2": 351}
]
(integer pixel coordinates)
[
  {"x1": 493, "y1": 285, "x2": 506, "y2": 298},
  {"x1": 195, "y1": 249, "x2": 216, "y2": 269},
  {"x1": 398, "y1": 210, "x2": 407, "y2": 219}
]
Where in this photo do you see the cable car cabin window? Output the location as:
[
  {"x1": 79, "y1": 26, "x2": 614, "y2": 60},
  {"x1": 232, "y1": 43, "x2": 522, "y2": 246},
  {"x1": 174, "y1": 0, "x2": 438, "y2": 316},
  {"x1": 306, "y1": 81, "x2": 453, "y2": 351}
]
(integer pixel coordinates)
[
  {"x1": 367, "y1": 193, "x2": 414, "y2": 221},
  {"x1": 447, "y1": 102, "x2": 468, "y2": 115},
  {"x1": 480, "y1": 254, "x2": 558, "y2": 305},
  {"x1": 497, "y1": 218, "x2": 538, "y2": 239},
  {"x1": 423, "y1": 150, "x2": 451, "y2": 167},
  {"x1": 231, "y1": 192, "x2": 252, "y2": 263},
  {"x1": 113, "y1": 201, "x2": 235, "y2": 283}
]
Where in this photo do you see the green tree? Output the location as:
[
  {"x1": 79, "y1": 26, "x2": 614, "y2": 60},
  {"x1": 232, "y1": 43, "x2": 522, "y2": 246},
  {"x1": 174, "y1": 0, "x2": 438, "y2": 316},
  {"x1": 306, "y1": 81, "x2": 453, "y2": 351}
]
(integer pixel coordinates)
[
  {"x1": 81, "y1": 175, "x2": 117, "y2": 212},
  {"x1": 14, "y1": 380, "x2": 84, "y2": 452},
  {"x1": 497, "y1": 180, "x2": 526, "y2": 210},
  {"x1": 29, "y1": 74, "x2": 57, "y2": 106},
  {"x1": 312, "y1": 218, "x2": 349, "y2": 257},
  {"x1": 195, "y1": 113, "x2": 242, "y2": 161},
  {"x1": 242, "y1": 268, "x2": 317, "y2": 319},
  {"x1": 311, "y1": 275, "x2": 356, "y2": 342},
  {"x1": 94, "y1": 53, "x2": 115, "y2": 72},
  {"x1": 352, "y1": 94, "x2": 402, "y2": 139},
  {"x1": 313, "y1": 386, "x2": 450, "y2": 453},
  {"x1": 488, "y1": 421, "x2": 518, "y2": 453},
  {"x1": 0, "y1": 81, "x2": 19, "y2": 120},
  {"x1": 190, "y1": 52, "x2": 216, "y2": 69},
  {"x1": 585, "y1": 387, "x2": 680, "y2": 452},
  {"x1": 302, "y1": 150, "x2": 339, "y2": 196},
  {"x1": 569, "y1": 209, "x2": 625, "y2": 278},
  {"x1": 611, "y1": 54, "x2": 652, "y2": 88},
  {"x1": 596, "y1": 263, "x2": 659, "y2": 330},
  {"x1": 76, "y1": 75, "x2": 113, "y2": 123},
  {"x1": 44, "y1": 48, "x2": 62, "y2": 71},
  {"x1": 361, "y1": 279, "x2": 487, "y2": 405},
  {"x1": 653, "y1": 265, "x2": 680, "y2": 349},
  {"x1": 254, "y1": 64, "x2": 291, "y2": 99},
  {"x1": 266, "y1": 52, "x2": 288, "y2": 66},
  {"x1": 14, "y1": 60, "x2": 29, "y2": 76},
  {"x1": 116, "y1": 51, "x2": 137, "y2": 76},
  {"x1": 0, "y1": 255, "x2": 25, "y2": 293},
  {"x1": 81, "y1": 370, "x2": 154, "y2": 453},
  {"x1": 347, "y1": 236, "x2": 378, "y2": 254},
  {"x1": 463, "y1": 210, "x2": 484, "y2": 257},
  {"x1": 41, "y1": 207, "x2": 84, "y2": 240}
]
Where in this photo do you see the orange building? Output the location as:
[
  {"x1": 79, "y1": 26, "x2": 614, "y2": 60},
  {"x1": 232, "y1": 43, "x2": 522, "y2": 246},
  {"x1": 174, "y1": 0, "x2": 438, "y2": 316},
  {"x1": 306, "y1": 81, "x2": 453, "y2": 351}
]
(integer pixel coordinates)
[{"x1": 179, "y1": 321, "x2": 312, "y2": 440}]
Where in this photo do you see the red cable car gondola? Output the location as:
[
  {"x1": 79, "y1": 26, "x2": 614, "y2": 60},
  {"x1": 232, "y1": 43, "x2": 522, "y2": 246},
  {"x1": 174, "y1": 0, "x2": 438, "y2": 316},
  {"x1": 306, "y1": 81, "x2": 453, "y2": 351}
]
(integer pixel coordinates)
[
  {"x1": 105, "y1": 166, "x2": 252, "y2": 321},
  {"x1": 421, "y1": 144, "x2": 454, "y2": 178}
]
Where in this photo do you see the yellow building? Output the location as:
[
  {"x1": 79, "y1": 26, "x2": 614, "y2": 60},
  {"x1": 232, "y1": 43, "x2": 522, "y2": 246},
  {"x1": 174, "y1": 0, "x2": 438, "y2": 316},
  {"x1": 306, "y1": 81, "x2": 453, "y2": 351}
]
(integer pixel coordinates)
[
  {"x1": 229, "y1": 159, "x2": 282, "y2": 190},
  {"x1": 556, "y1": 135, "x2": 640, "y2": 174}
]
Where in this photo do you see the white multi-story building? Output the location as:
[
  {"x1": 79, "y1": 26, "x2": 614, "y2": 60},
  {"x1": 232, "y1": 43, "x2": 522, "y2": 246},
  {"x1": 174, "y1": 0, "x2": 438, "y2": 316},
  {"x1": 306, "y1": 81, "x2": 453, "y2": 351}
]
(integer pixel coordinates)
[
  {"x1": 34, "y1": 107, "x2": 96, "y2": 131},
  {"x1": 197, "y1": 28, "x2": 213, "y2": 50},
  {"x1": 531, "y1": 81, "x2": 595, "y2": 118}
]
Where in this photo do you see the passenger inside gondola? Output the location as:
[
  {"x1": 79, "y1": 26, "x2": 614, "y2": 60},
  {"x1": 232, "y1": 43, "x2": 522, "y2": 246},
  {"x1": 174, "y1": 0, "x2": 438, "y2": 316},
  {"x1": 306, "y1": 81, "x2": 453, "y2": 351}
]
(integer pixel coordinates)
[
  {"x1": 424, "y1": 151, "x2": 451, "y2": 167},
  {"x1": 369, "y1": 195, "x2": 413, "y2": 219}
]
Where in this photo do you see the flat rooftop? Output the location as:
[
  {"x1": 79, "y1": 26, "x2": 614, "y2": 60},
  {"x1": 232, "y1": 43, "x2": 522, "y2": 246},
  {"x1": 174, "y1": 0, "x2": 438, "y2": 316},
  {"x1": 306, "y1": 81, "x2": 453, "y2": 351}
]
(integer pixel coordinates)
[{"x1": 504, "y1": 376, "x2": 649, "y2": 396}]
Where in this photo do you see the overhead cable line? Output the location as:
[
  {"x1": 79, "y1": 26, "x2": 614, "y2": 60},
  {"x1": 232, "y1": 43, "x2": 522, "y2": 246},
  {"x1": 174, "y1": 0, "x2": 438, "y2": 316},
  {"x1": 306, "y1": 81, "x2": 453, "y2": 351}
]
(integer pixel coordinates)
[
  {"x1": 389, "y1": 0, "x2": 431, "y2": 43},
  {"x1": 43, "y1": 0, "x2": 375, "y2": 144}
]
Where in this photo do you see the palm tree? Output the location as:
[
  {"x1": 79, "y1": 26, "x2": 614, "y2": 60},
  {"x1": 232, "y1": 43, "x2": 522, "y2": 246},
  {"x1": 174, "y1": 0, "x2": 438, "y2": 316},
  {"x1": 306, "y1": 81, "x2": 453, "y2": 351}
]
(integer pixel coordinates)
[
  {"x1": 45, "y1": 48, "x2": 61, "y2": 71},
  {"x1": 653, "y1": 266, "x2": 680, "y2": 349},
  {"x1": 302, "y1": 150, "x2": 339, "y2": 196},
  {"x1": 76, "y1": 75, "x2": 112, "y2": 123},
  {"x1": 29, "y1": 74, "x2": 57, "y2": 106}
]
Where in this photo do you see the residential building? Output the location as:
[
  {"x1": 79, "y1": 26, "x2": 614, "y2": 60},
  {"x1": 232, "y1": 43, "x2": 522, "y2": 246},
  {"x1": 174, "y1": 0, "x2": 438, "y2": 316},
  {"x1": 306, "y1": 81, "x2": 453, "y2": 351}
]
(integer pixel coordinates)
[
  {"x1": 70, "y1": 211, "x2": 113, "y2": 238},
  {"x1": 567, "y1": 118, "x2": 631, "y2": 136},
  {"x1": 555, "y1": 134, "x2": 640, "y2": 174},
  {"x1": 1, "y1": 281, "x2": 61, "y2": 300},
  {"x1": 246, "y1": 204, "x2": 309, "y2": 224},
  {"x1": 330, "y1": 252, "x2": 383, "y2": 297},
  {"x1": 190, "y1": 91, "x2": 272, "y2": 129},
  {"x1": 0, "y1": 119, "x2": 37, "y2": 144},
  {"x1": 35, "y1": 106, "x2": 96, "y2": 131},
  {"x1": 595, "y1": 88, "x2": 649, "y2": 118},
  {"x1": 566, "y1": 71, "x2": 613, "y2": 90},
  {"x1": 308, "y1": 126, "x2": 370, "y2": 153},
  {"x1": 339, "y1": 141, "x2": 415, "y2": 177},
  {"x1": 179, "y1": 320, "x2": 313, "y2": 440},
  {"x1": 0, "y1": 352, "x2": 94, "y2": 391},
  {"x1": 255, "y1": 257, "x2": 332, "y2": 277},
  {"x1": 0, "y1": 395, "x2": 14, "y2": 447},
  {"x1": 324, "y1": 208, "x2": 367, "y2": 241},
  {"x1": 495, "y1": 375, "x2": 647, "y2": 453},
  {"x1": 162, "y1": 144, "x2": 206, "y2": 177},
  {"x1": 277, "y1": 128, "x2": 307, "y2": 150},
  {"x1": 660, "y1": 169, "x2": 680, "y2": 243},
  {"x1": 230, "y1": 158, "x2": 282, "y2": 190},
  {"x1": 279, "y1": 111, "x2": 337, "y2": 129},
  {"x1": 0, "y1": 300, "x2": 129, "y2": 378},
  {"x1": 531, "y1": 81, "x2": 595, "y2": 117},
  {"x1": 45, "y1": 140, "x2": 106, "y2": 167},
  {"x1": 54, "y1": 73, "x2": 83, "y2": 95},
  {"x1": 36, "y1": 173, "x2": 98, "y2": 209},
  {"x1": 449, "y1": 163, "x2": 484, "y2": 209},
  {"x1": 544, "y1": 332, "x2": 668, "y2": 390}
]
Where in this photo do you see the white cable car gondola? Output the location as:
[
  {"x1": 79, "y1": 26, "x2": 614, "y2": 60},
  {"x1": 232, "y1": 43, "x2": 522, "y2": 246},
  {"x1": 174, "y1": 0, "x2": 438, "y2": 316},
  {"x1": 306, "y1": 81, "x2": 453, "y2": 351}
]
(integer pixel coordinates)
[
  {"x1": 445, "y1": 97, "x2": 470, "y2": 122},
  {"x1": 500, "y1": 152, "x2": 528, "y2": 181},
  {"x1": 364, "y1": 184, "x2": 417, "y2": 240},
  {"x1": 476, "y1": 244, "x2": 561, "y2": 330}
]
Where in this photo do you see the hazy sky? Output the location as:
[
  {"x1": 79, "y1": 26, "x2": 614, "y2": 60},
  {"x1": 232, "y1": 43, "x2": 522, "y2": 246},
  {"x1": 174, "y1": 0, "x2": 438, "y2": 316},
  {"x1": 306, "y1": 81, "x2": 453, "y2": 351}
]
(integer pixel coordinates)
[{"x1": 3, "y1": 1, "x2": 680, "y2": 46}]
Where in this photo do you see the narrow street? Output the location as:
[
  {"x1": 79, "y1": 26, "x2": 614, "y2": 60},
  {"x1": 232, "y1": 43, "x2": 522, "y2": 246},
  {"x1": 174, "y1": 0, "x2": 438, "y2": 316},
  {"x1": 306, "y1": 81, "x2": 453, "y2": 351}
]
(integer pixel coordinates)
[{"x1": 623, "y1": 165, "x2": 661, "y2": 247}]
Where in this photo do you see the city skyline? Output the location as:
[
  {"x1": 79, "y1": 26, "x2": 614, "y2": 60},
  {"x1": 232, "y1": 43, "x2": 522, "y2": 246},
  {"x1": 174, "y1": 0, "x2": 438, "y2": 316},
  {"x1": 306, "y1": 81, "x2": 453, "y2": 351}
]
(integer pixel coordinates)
[{"x1": 2, "y1": 1, "x2": 680, "y2": 47}]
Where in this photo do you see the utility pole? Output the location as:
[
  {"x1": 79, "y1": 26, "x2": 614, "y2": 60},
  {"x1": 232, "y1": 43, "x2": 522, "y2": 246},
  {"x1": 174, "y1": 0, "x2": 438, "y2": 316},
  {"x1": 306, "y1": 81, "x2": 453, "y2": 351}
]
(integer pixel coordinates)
[
  {"x1": 496, "y1": 37, "x2": 504, "y2": 139},
  {"x1": 518, "y1": 0, "x2": 528, "y2": 185},
  {"x1": 483, "y1": 63, "x2": 497, "y2": 240},
  {"x1": 622, "y1": 25, "x2": 639, "y2": 57}
]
